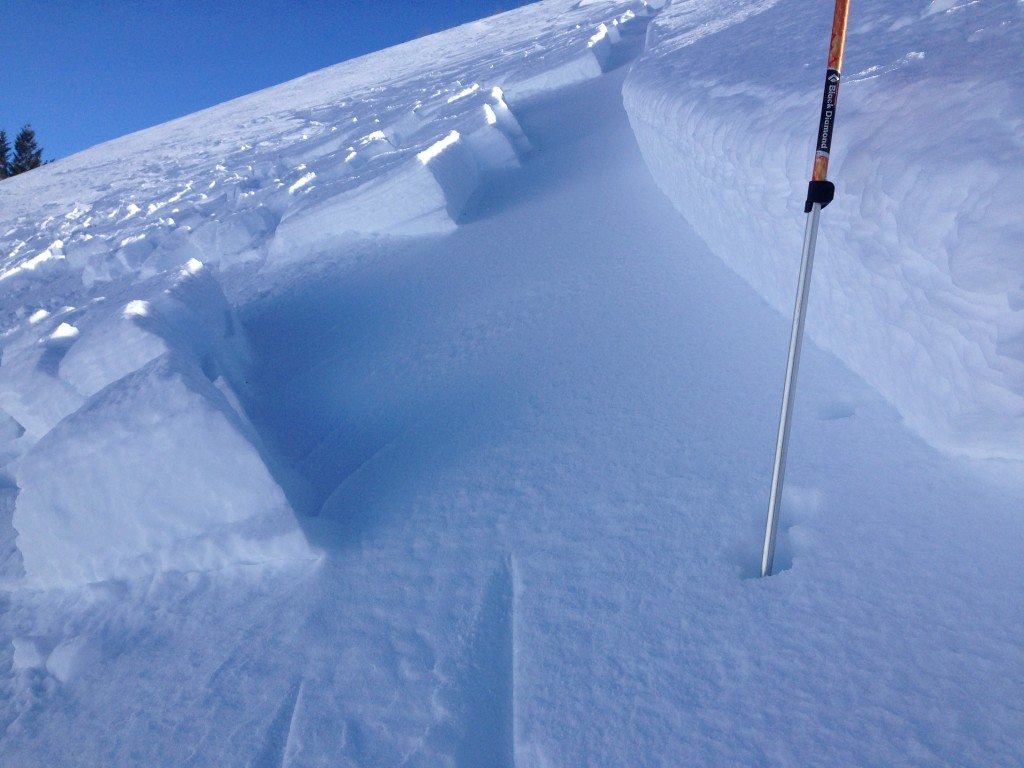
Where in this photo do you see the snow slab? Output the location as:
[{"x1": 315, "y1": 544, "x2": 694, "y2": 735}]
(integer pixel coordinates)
[
  {"x1": 2, "y1": 258, "x2": 314, "y2": 588},
  {"x1": 14, "y1": 349, "x2": 312, "y2": 587},
  {"x1": 0, "y1": 1, "x2": 1022, "y2": 766}
]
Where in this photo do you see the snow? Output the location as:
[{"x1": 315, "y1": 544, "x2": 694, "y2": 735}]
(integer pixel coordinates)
[
  {"x1": 1, "y1": 0, "x2": 1022, "y2": 765},
  {"x1": 15, "y1": 350, "x2": 312, "y2": 587},
  {"x1": 624, "y1": 0, "x2": 1024, "y2": 459}
]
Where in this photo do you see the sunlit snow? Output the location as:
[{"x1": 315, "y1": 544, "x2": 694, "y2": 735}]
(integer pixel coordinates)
[{"x1": 1, "y1": 0, "x2": 1022, "y2": 765}]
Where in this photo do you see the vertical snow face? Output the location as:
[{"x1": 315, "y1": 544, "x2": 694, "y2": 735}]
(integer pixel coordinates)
[
  {"x1": 14, "y1": 353, "x2": 310, "y2": 588},
  {"x1": 624, "y1": 0, "x2": 1024, "y2": 459},
  {"x1": 5, "y1": 261, "x2": 314, "y2": 588}
]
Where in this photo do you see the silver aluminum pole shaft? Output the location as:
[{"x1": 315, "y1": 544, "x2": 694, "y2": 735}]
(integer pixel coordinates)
[{"x1": 761, "y1": 202, "x2": 822, "y2": 577}]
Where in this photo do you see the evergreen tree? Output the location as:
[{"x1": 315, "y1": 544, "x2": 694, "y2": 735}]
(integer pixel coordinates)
[
  {"x1": 10, "y1": 124, "x2": 43, "y2": 175},
  {"x1": 0, "y1": 130, "x2": 10, "y2": 179}
]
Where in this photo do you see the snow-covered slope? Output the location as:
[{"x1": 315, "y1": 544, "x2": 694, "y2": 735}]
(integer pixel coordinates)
[
  {"x1": 1, "y1": 1, "x2": 1022, "y2": 766},
  {"x1": 625, "y1": 0, "x2": 1024, "y2": 459},
  {"x1": 0, "y1": 0, "x2": 658, "y2": 588}
]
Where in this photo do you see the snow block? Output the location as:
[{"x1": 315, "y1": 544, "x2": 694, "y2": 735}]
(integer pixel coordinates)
[
  {"x1": 463, "y1": 123, "x2": 520, "y2": 173},
  {"x1": 446, "y1": 88, "x2": 531, "y2": 172},
  {"x1": 418, "y1": 131, "x2": 483, "y2": 219},
  {"x1": 0, "y1": 313, "x2": 89, "y2": 443},
  {"x1": 151, "y1": 258, "x2": 254, "y2": 387},
  {"x1": 587, "y1": 24, "x2": 617, "y2": 70},
  {"x1": 345, "y1": 130, "x2": 398, "y2": 171},
  {"x1": 4, "y1": 259, "x2": 309, "y2": 588},
  {"x1": 505, "y1": 53, "x2": 605, "y2": 103},
  {"x1": 13, "y1": 352, "x2": 313, "y2": 588},
  {"x1": 186, "y1": 206, "x2": 278, "y2": 267},
  {"x1": 0, "y1": 362, "x2": 81, "y2": 446},
  {"x1": 59, "y1": 260, "x2": 251, "y2": 418},
  {"x1": 267, "y1": 155, "x2": 458, "y2": 261},
  {"x1": 0, "y1": 239, "x2": 68, "y2": 286},
  {"x1": 485, "y1": 88, "x2": 532, "y2": 157},
  {"x1": 382, "y1": 111, "x2": 425, "y2": 147},
  {"x1": 56, "y1": 308, "x2": 169, "y2": 406}
]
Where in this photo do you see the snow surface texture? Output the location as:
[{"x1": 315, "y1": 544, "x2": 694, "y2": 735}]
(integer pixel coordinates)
[
  {"x1": 1, "y1": 0, "x2": 1023, "y2": 766},
  {"x1": 624, "y1": 0, "x2": 1024, "y2": 459}
]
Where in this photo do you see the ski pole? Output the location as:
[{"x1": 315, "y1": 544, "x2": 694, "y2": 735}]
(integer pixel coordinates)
[{"x1": 761, "y1": 0, "x2": 850, "y2": 577}]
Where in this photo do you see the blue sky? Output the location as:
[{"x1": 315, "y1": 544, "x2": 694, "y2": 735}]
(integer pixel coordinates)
[{"x1": 1, "y1": 1, "x2": 531, "y2": 161}]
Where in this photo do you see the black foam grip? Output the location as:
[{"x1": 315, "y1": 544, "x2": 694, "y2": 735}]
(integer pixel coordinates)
[{"x1": 804, "y1": 180, "x2": 835, "y2": 213}]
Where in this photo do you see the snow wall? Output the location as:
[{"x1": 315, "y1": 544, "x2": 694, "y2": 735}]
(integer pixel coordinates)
[{"x1": 623, "y1": 0, "x2": 1024, "y2": 459}]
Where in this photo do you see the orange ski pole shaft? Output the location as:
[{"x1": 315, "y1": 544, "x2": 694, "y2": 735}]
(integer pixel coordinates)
[{"x1": 807, "y1": 0, "x2": 850, "y2": 205}]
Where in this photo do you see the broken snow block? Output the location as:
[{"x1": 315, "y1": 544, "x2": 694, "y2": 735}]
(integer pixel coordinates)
[{"x1": 13, "y1": 353, "x2": 314, "y2": 588}]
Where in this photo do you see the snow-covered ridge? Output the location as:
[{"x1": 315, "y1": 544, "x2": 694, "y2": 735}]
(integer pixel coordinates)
[
  {"x1": 624, "y1": 0, "x2": 1024, "y2": 459},
  {"x1": 0, "y1": 0, "x2": 659, "y2": 588}
]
